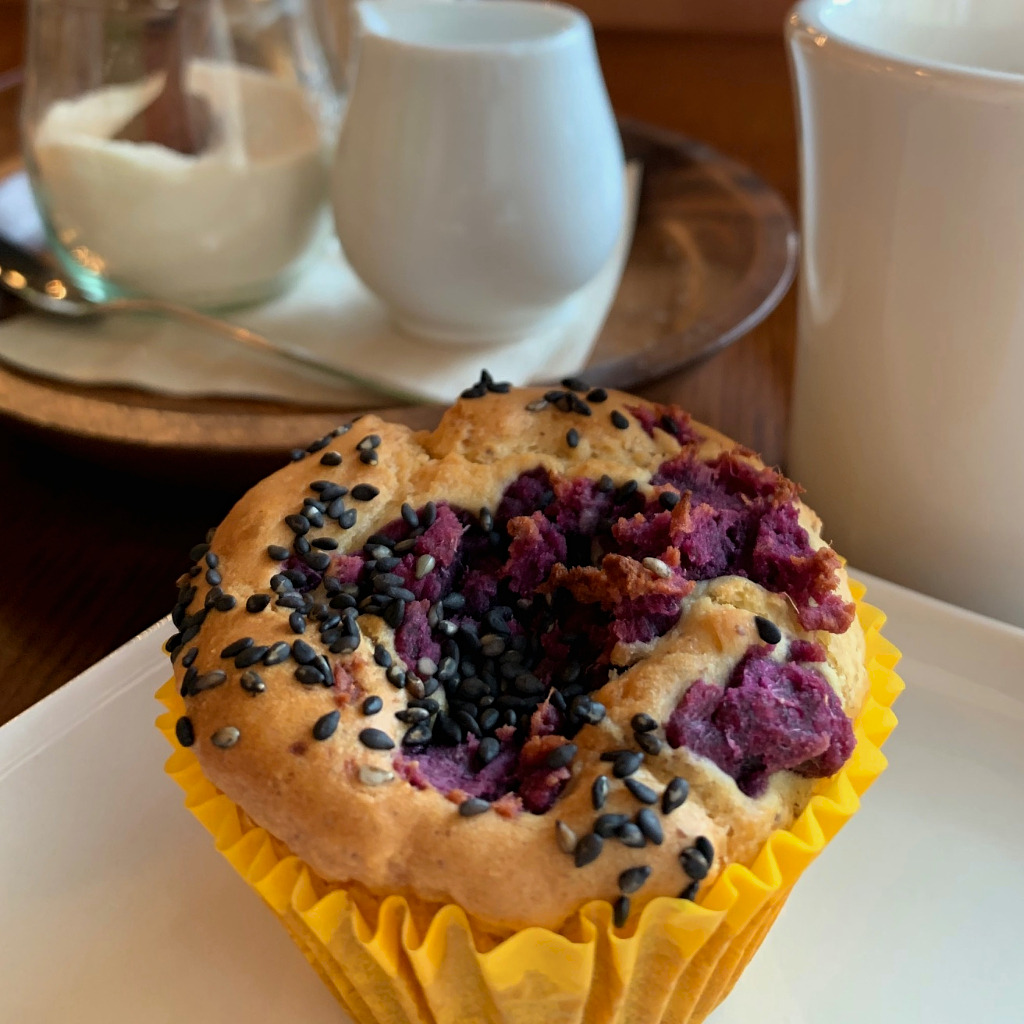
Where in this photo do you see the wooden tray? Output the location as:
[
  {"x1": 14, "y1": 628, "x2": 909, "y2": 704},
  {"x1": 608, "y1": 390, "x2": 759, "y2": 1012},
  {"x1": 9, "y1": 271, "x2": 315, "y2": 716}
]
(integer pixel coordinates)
[{"x1": 0, "y1": 118, "x2": 796, "y2": 478}]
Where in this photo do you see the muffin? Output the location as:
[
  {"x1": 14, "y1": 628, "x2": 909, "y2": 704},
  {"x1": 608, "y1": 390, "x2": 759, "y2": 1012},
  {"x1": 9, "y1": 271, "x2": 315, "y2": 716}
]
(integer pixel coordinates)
[{"x1": 159, "y1": 376, "x2": 902, "y2": 1023}]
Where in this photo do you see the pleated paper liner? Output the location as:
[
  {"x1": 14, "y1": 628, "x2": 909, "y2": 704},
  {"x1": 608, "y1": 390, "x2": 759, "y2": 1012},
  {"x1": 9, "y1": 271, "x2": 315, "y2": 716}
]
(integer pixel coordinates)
[{"x1": 156, "y1": 580, "x2": 903, "y2": 1024}]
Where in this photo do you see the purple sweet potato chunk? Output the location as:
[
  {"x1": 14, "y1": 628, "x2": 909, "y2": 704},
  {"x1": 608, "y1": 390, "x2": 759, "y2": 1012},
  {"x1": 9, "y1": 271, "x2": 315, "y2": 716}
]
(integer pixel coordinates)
[
  {"x1": 550, "y1": 476, "x2": 616, "y2": 536},
  {"x1": 751, "y1": 504, "x2": 854, "y2": 633},
  {"x1": 664, "y1": 649, "x2": 855, "y2": 797},
  {"x1": 396, "y1": 737, "x2": 519, "y2": 801},
  {"x1": 394, "y1": 599, "x2": 441, "y2": 667},
  {"x1": 415, "y1": 503, "x2": 464, "y2": 567},
  {"x1": 789, "y1": 639, "x2": 827, "y2": 663},
  {"x1": 497, "y1": 467, "x2": 552, "y2": 523},
  {"x1": 502, "y1": 512, "x2": 567, "y2": 595},
  {"x1": 626, "y1": 402, "x2": 702, "y2": 445},
  {"x1": 330, "y1": 554, "x2": 363, "y2": 586}
]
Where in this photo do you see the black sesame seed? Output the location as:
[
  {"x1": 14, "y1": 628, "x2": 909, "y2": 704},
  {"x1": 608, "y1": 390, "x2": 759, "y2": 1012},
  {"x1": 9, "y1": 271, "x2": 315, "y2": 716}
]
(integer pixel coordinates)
[
  {"x1": 362, "y1": 695, "x2": 383, "y2": 715},
  {"x1": 291, "y1": 639, "x2": 316, "y2": 664},
  {"x1": 373, "y1": 644, "x2": 392, "y2": 669},
  {"x1": 289, "y1": 612, "x2": 307, "y2": 635},
  {"x1": 396, "y1": 707, "x2": 429, "y2": 724},
  {"x1": 574, "y1": 833, "x2": 604, "y2": 868},
  {"x1": 259, "y1": 641, "x2": 289, "y2": 667},
  {"x1": 477, "y1": 736, "x2": 500, "y2": 766},
  {"x1": 205, "y1": 569, "x2": 222, "y2": 586},
  {"x1": 359, "y1": 728, "x2": 394, "y2": 750},
  {"x1": 386, "y1": 665, "x2": 406, "y2": 688},
  {"x1": 320, "y1": 451, "x2": 342, "y2": 466},
  {"x1": 659, "y1": 491, "x2": 681, "y2": 510},
  {"x1": 479, "y1": 707, "x2": 500, "y2": 732},
  {"x1": 680, "y1": 881, "x2": 701, "y2": 902},
  {"x1": 611, "y1": 410, "x2": 629, "y2": 430},
  {"x1": 459, "y1": 797, "x2": 490, "y2": 817},
  {"x1": 401, "y1": 503, "x2": 419, "y2": 528},
  {"x1": 662, "y1": 777, "x2": 690, "y2": 814},
  {"x1": 624, "y1": 778, "x2": 659, "y2": 805},
  {"x1": 631, "y1": 713, "x2": 658, "y2": 733},
  {"x1": 175, "y1": 716, "x2": 195, "y2": 747},
  {"x1": 306, "y1": 508, "x2": 325, "y2": 529},
  {"x1": 617, "y1": 823, "x2": 647, "y2": 848},
  {"x1": 352, "y1": 484, "x2": 379, "y2": 501},
  {"x1": 312, "y1": 537, "x2": 339, "y2": 551},
  {"x1": 455, "y1": 710, "x2": 482, "y2": 738},
  {"x1": 235, "y1": 645, "x2": 269, "y2": 668},
  {"x1": 290, "y1": 448, "x2": 305, "y2": 462},
  {"x1": 311, "y1": 710, "x2": 340, "y2": 741},
  {"x1": 618, "y1": 866, "x2": 651, "y2": 895},
  {"x1": 189, "y1": 542, "x2": 210, "y2": 561},
  {"x1": 460, "y1": 384, "x2": 486, "y2": 399},
  {"x1": 566, "y1": 428, "x2": 580, "y2": 449},
  {"x1": 600, "y1": 749, "x2": 634, "y2": 762},
  {"x1": 403, "y1": 722, "x2": 432, "y2": 745},
  {"x1": 295, "y1": 665, "x2": 324, "y2": 685},
  {"x1": 277, "y1": 592, "x2": 306, "y2": 610},
  {"x1": 595, "y1": 813, "x2": 630, "y2": 838},
  {"x1": 300, "y1": 551, "x2": 327, "y2": 572},
  {"x1": 384, "y1": 600, "x2": 406, "y2": 629},
  {"x1": 680, "y1": 848, "x2": 710, "y2": 881},
  {"x1": 586, "y1": 387, "x2": 608, "y2": 403},
  {"x1": 613, "y1": 896, "x2": 631, "y2": 928},
  {"x1": 359, "y1": 449, "x2": 378, "y2": 466},
  {"x1": 694, "y1": 836, "x2": 715, "y2": 865},
  {"x1": 285, "y1": 514, "x2": 310, "y2": 535},
  {"x1": 433, "y1": 713, "x2": 463, "y2": 746},
  {"x1": 615, "y1": 479, "x2": 639, "y2": 502},
  {"x1": 214, "y1": 594, "x2": 237, "y2": 612},
  {"x1": 246, "y1": 594, "x2": 271, "y2": 613},
  {"x1": 221, "y1": 637, "x2": 253, "y2": 658},
  {"x1": 545, "y1": 743, "x2": 577, "y2": 769},
  {"x1": 240, "y1": 670, "x2": 266, "y2": 694},
  {"x1": 613, "y1": 751, "x2": 644, "y2": 778},
  {"x1": 338, "y1": 509, "x2": 358, "y2": 529},
  {"x1": 421, "y1": 502, "x2": 437, "y2": 527},
  {"x1": 592, "y1": 775, "x2": 610, "y2": 810},
  {"x1": 636, "y1": 732, "x2": 664, "y2": 756},
  {"x1": 182, "y1": 647, "x2": 198, "y2": 668},
  {"x1": 270, "y1": 573, "x2": 292, "y2": 592},
  {"x1": 636, "y1": 809, "x2": 664, "y2": 846},
  {"x1": 754, "y1": 615, "x2": 783, "y2": 646},
  {"x1": 192, "y1": 670, "x2": 228, "y2": 693},
  {"x1": 562, "y1": 376, "x2": 589, "y2": 392}
]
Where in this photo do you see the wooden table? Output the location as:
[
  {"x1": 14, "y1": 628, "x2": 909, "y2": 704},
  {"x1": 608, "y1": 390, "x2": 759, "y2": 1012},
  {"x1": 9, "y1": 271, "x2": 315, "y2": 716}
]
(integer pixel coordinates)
[{"x1": 0, "y1": 14, "x2": 798, "y2": 726}]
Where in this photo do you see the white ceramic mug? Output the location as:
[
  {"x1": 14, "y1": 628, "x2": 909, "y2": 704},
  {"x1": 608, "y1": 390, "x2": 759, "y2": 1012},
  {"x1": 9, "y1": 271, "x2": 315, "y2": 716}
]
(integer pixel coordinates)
[
  {"x1": 332, "y1": 0, "x2": 625, "y2": 345},
  {"x1": 787, "y1": 0, "x2": 1024, "y2": 627}
]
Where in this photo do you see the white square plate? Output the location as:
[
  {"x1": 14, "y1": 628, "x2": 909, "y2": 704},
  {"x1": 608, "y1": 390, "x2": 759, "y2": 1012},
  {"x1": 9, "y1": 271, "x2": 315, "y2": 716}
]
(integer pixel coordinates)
[{"x1": 1, "y1": 574, "x2": 1022, "y2": 1023}]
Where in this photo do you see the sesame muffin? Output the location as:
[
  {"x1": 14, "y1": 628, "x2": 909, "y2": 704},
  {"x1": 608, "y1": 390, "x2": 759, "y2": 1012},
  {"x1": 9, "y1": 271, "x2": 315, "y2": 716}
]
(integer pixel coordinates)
[{"x1": 166, "y1": 376, "x2": 869, "y2": 935}]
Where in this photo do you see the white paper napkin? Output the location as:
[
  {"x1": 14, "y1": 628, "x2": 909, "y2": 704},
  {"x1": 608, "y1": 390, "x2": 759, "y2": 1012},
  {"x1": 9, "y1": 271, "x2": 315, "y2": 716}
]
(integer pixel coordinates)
[{"x1": 0, "y1": 165, "x2": 639, "y2": 407}]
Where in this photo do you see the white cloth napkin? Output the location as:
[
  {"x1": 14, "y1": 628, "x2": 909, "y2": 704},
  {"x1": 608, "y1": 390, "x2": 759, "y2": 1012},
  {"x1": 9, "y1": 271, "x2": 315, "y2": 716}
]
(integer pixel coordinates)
[{"x1": 0, "y1": 165, "x2": 639, "y2": 407}]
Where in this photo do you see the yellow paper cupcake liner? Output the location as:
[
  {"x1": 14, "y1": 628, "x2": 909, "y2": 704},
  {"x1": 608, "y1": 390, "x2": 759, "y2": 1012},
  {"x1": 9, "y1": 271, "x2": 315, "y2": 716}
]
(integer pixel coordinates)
[{"x1": 156, "y1": 580, "x2": 902, "y2": 1024}]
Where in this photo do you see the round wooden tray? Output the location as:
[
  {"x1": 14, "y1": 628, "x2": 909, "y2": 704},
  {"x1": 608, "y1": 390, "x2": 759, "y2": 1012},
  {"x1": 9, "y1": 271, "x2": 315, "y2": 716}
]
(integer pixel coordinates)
[{"x1": 0, "y1": 118, "x2": 796, "y2": 477}]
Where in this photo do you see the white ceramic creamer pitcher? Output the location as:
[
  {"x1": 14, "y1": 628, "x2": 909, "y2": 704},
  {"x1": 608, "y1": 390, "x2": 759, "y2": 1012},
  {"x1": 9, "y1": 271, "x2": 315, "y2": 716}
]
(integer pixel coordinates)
[{"x1": 332, "y1": 0, "x2": 625, "y2": 345}]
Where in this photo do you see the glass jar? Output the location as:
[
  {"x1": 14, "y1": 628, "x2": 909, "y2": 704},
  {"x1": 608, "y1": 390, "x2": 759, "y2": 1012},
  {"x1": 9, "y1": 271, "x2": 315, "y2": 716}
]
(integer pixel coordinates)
[{"x1": 21, "y1": 0, "x2": 340, "y2": 309}]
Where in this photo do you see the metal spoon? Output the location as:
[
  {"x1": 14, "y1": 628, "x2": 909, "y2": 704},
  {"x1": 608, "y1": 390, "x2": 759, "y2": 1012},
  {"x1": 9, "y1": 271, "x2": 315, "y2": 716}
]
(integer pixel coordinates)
[{"x1": 0, "y1": 235, "x2": 419, "y2": 402}]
